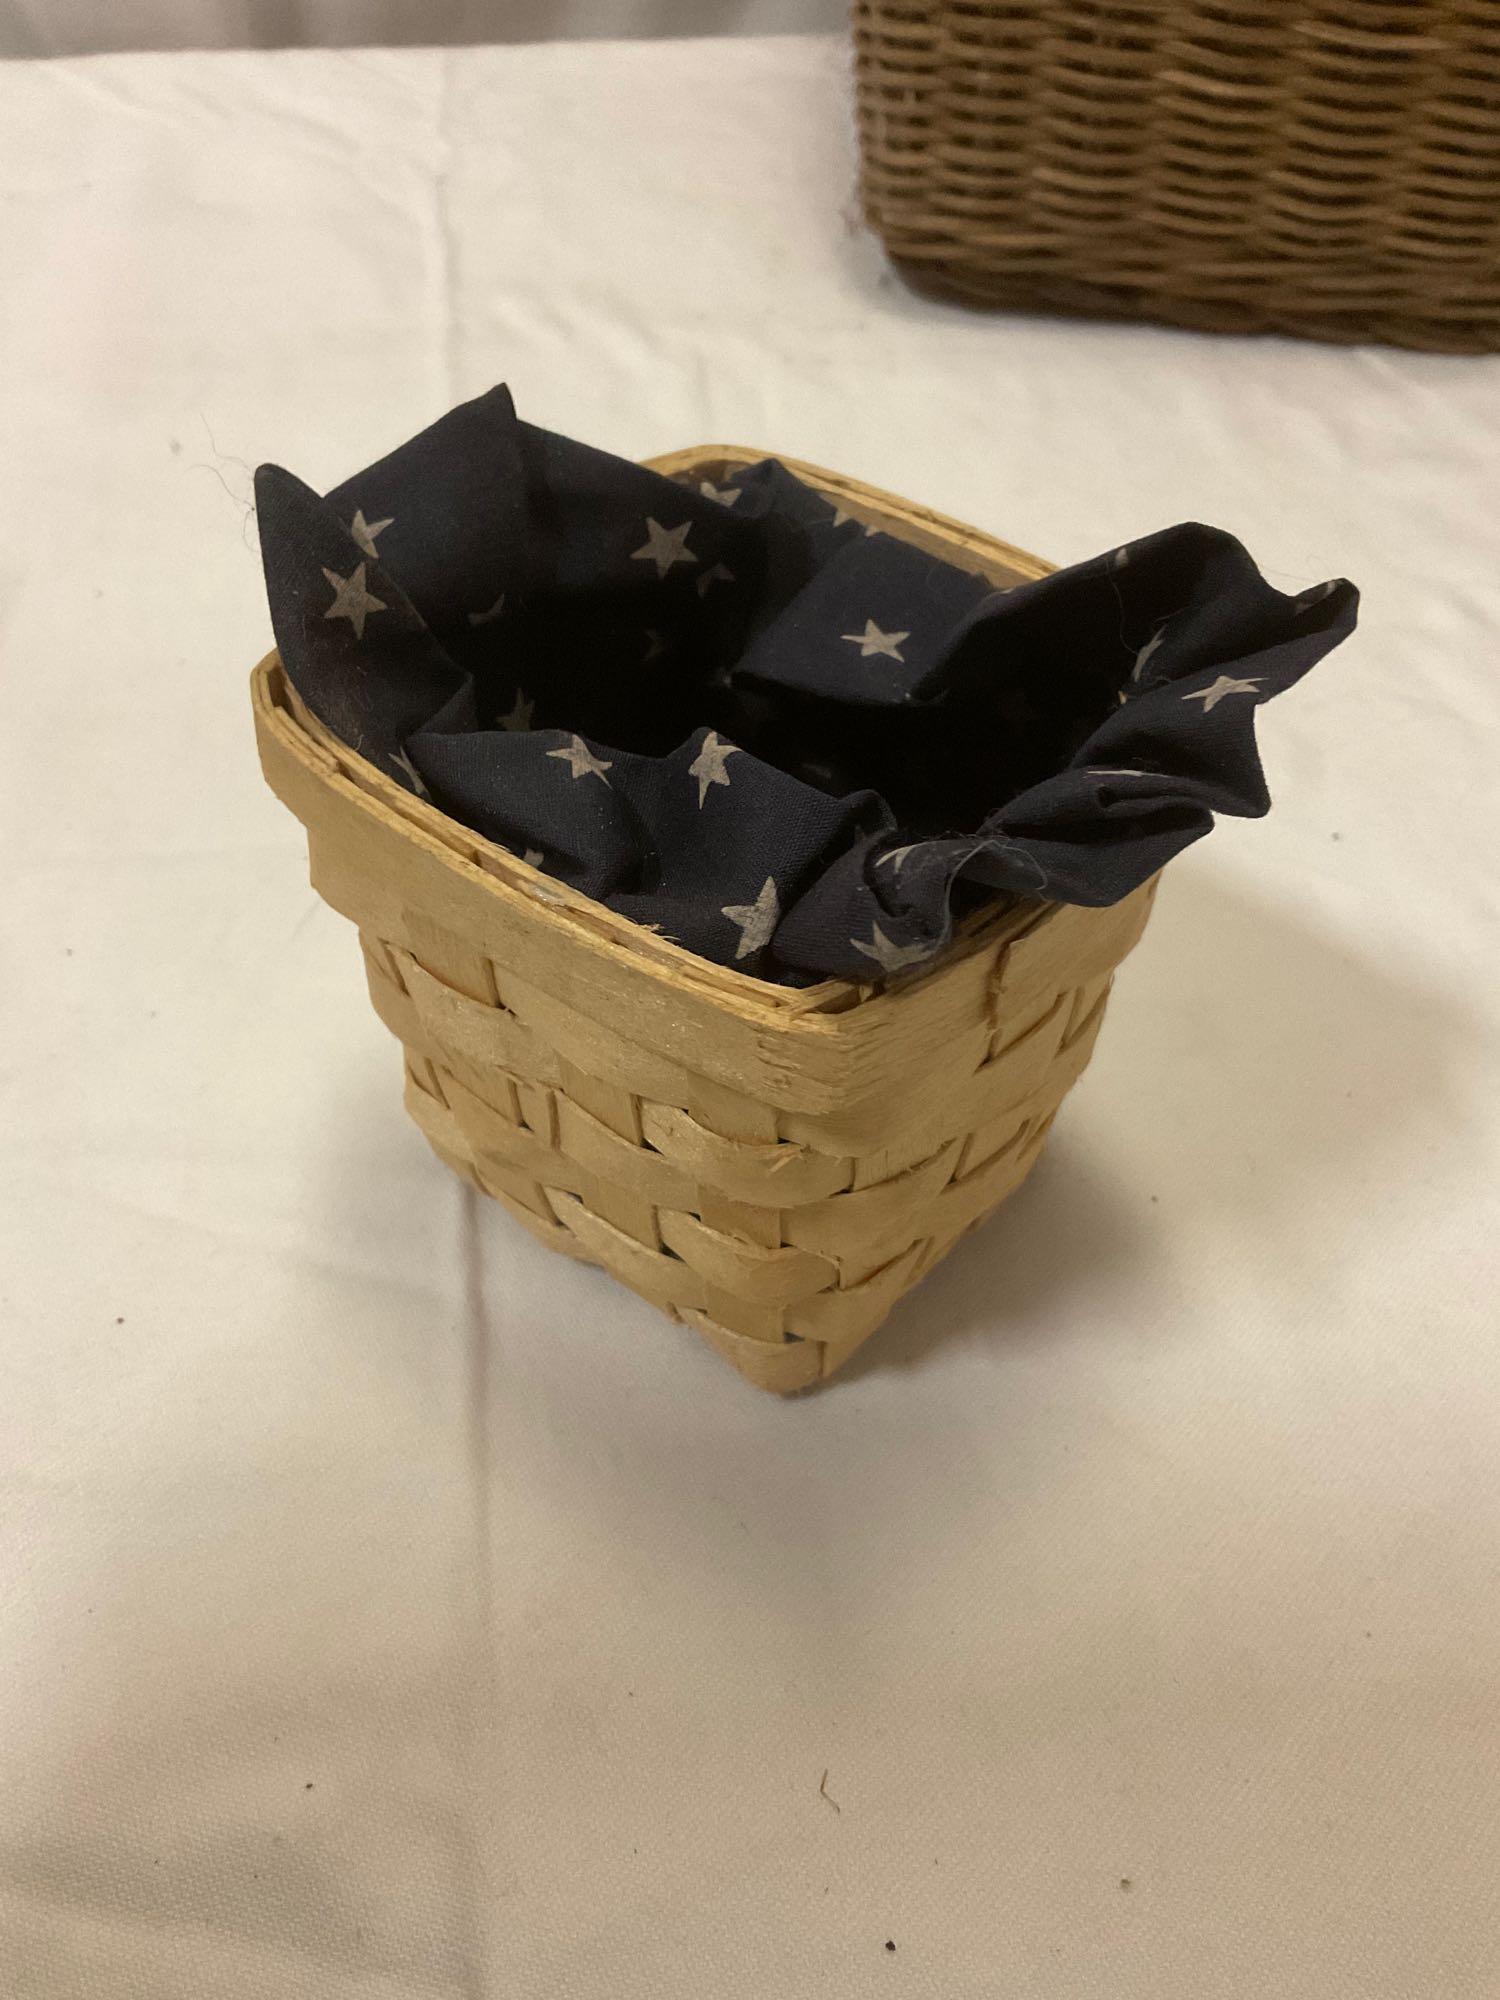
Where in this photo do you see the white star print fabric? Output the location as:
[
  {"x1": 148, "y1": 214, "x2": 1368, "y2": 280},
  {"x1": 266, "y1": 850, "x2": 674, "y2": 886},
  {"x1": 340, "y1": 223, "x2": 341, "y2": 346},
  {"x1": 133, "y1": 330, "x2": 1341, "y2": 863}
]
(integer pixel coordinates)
[{"x1": 255, "y1": 384, "x2": 1359, "y2": 984}]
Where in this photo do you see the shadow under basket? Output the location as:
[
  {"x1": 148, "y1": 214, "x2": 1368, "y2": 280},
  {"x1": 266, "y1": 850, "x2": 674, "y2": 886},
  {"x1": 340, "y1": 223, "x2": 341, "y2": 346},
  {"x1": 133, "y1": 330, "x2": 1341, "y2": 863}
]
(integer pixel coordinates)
[{"x1": 252, "y1": 447, "x2": 1157, "y2": 1391}]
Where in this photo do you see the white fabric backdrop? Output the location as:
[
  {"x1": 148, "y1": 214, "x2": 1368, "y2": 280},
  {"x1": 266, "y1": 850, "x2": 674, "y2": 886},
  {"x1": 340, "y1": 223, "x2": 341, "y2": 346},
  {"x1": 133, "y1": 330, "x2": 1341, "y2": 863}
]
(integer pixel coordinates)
[
  {"x1": 0, "y1": 0, "x2": 845, "y2": 58},
  {"x1": 3, "y1": 34, "x2": 1499, "y2": 2000}
]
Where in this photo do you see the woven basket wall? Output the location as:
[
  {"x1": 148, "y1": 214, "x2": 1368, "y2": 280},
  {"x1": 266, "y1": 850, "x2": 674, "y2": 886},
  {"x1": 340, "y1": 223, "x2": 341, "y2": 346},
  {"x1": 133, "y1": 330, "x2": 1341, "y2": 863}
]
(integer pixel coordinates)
[
  {"x1": 253, "y1": 447, "x2": 1157, "y2": 1391},
  {"x1": 853, "y1": 0, "x2": 1500, "y2": 353}
]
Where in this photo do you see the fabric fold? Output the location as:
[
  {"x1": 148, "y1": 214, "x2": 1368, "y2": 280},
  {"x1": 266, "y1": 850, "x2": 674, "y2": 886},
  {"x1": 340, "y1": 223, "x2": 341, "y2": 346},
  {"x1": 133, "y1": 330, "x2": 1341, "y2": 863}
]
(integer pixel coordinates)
[{"x1": 255, "y1": 385, "x2": 1359, "y2": 984}]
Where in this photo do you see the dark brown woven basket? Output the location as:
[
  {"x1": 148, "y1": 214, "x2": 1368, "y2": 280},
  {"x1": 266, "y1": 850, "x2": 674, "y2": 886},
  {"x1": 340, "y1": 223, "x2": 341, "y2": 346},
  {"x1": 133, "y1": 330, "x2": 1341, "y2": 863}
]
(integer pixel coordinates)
[{"x1": 853, "y1": 0, "x2": 1500, "y2": 353}]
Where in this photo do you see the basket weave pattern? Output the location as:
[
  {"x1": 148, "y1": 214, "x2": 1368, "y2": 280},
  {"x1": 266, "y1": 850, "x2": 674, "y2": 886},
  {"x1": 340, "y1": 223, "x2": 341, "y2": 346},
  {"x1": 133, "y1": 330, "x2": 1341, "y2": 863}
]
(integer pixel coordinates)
[
  {"x1": 854, "y1": 0, "x2": 1500, "y2": 353},
  {"x1": 254, "y1": 450, "x2": 1156, "y2": 1390}
]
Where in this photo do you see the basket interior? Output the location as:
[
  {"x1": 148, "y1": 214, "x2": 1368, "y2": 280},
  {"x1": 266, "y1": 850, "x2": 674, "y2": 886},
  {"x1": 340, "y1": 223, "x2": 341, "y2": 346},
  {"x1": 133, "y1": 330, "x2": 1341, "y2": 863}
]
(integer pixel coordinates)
[{"x1": 257, "y1": 446, "x2": 1055, "y2": 1024}]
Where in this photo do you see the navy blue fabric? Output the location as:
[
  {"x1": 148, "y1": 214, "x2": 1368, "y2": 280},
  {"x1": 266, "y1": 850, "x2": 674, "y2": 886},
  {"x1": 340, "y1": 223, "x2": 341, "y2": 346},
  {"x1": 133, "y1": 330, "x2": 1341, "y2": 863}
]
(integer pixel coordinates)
[{"x1": 255, "y1": 385, "x2": 1358, "y2": 984}]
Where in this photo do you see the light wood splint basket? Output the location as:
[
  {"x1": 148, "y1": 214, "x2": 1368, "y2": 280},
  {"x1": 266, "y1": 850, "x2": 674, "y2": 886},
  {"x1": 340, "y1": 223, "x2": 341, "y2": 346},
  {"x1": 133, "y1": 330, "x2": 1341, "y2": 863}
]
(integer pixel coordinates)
[{"x1": 252, "y1": 448, "x2": 1157, "y2": 1391}]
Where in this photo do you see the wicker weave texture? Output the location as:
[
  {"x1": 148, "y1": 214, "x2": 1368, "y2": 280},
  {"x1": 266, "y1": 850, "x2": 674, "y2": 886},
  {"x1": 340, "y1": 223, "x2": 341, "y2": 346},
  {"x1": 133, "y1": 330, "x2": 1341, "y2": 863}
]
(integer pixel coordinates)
[
  {"x1": 854, "y1": 0, "x2": 1500, "y2": 353},
  {"x1": 253, "y1": 448, "x2": 1157, "y2": 1390}
]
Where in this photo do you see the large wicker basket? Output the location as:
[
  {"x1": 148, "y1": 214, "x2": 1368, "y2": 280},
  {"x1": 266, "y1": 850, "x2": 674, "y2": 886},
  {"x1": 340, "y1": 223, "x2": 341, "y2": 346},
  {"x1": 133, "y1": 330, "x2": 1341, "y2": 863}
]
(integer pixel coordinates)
[
  {"x1": 853, "y1": 0, "x2": 1500, "y2": 354},
  {"x1": 252, "y1": 448, "x2": 1156, "y2": 1391}
]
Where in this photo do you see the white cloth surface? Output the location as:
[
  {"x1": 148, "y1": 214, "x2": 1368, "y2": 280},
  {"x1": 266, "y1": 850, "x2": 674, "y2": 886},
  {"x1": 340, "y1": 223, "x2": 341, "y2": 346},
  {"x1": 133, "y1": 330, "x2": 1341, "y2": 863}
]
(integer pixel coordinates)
[{"x1": 3, "y1": 35, "x2": 1499, "y2": 2000}]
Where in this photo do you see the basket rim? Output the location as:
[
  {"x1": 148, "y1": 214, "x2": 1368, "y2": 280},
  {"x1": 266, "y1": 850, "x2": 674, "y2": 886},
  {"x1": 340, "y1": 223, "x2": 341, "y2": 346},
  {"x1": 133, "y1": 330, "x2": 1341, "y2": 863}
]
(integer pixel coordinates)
[{"x1": 252, "y1": 444, "x2": 1059, "y2": 1032}]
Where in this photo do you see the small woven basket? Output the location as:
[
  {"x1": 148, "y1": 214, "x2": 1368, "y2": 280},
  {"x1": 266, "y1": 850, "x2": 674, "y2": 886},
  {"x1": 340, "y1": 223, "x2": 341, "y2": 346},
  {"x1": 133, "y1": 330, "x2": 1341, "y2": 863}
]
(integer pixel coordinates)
[
  {"x1": 854, "y1": 0, "x2": 1500, "y2": 353},
  {"x1": 253, "y1": 448, "x2": 1156, "y2": 1391}
]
